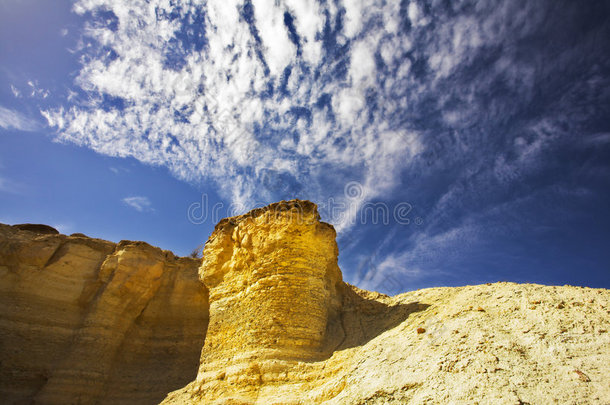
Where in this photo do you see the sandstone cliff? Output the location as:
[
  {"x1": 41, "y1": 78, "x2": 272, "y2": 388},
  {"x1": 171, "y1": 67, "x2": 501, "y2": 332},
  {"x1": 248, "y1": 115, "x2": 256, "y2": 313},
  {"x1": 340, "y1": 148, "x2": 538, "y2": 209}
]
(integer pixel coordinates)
[
  {"x1": 1, "y1": 200, "x2": 609, "y2": 405},
  {"x1": 0, "y1": 223, "x2": 209, "y2": 404},
  {"x1": 162, "y1": 201, "x2": 610, "y2": 404}
]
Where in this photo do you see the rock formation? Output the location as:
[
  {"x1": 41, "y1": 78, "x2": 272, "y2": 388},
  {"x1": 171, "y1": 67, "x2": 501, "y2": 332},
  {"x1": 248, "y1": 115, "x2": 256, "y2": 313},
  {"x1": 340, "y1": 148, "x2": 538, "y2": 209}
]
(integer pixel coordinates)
[
  {"x1": 179, "y1": 200, "x2": 348, "y2": 402},
  {"x1": 163, "y1": 201, "x2": 610, "y2": 404},
  {"x1": 0, "y1": 223, "x2": 208, "y2": 404},
  {"x1": 1, "y1": 200, "x2": 609, "y2": 404}
]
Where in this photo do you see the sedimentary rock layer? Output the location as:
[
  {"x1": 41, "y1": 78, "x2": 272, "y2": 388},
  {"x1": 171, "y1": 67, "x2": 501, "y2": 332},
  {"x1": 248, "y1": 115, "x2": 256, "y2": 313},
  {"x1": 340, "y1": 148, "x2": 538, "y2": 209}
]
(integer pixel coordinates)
[
  {"x1": 162, "y1": 201, "x2": 610, "y2": 404},
  {"x1": 191, "y1": 200, "x2": 345, "y2": 401},
  {"x1": 165, "y1": 282, "x2": 610, "y2": 405},
  {"x1": 1, "y1": 200, "x2": 609, "y2": 405},
  {"x1": 0, "y1": 224, "x2": 208, "y2": 404}
]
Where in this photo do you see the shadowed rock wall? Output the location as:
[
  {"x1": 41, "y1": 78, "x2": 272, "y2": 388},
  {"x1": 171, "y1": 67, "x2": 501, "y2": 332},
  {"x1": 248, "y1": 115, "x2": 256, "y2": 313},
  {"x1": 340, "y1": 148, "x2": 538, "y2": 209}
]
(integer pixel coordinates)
[{"x1": 0, "y1": 224, "x2": 209, "y2": 404}]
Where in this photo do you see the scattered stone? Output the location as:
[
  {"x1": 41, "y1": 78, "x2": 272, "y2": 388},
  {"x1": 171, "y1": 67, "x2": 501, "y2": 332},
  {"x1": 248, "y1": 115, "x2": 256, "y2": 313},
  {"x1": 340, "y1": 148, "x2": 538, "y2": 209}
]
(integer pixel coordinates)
[
  {"x1": 574, "y1": 369, "x2": 591, "y2": 382},
  {"x1": 417, "y1": 327, "x2": 426, "y2": 334}
]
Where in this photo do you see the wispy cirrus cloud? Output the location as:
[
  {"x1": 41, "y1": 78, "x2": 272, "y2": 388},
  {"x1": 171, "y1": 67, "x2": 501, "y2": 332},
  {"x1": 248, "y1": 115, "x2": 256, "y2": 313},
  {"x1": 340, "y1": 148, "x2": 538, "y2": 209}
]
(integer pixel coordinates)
[
  {"x1": 41, "y1": 0, "x2": 425, "y2": 231},
  {"x1": 109, "y1": 166, "x2": 129, "y2": 175},
  {"x1": 0, "y1": 106, "x2": 39, "y2": 132},
  {"x1": 122, "y1": 196, "x2": 154, "y2": 212},
  {"x1": 10, "y1": 85, "x2": 21, "y2": 98},
  {"x1": 40, "y1": 0, "x2": 610, "y2": 286},
  {"x1": 26, "y1": 80, "x2": 50, "y2": 99}
]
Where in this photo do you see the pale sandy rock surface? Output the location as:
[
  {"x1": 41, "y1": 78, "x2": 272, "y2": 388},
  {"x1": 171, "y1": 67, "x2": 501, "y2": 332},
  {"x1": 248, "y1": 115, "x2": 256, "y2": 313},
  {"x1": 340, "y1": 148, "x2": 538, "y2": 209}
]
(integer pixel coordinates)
[
  {"x1": 163, "y1": 282, "x2": 609, "y2": 405},
  {"x1": 163, "y1": 201, "x2": 610, "y2": 405},
  {"x1": 321, "y1": 282, "x2": 610, "y2": 405}
]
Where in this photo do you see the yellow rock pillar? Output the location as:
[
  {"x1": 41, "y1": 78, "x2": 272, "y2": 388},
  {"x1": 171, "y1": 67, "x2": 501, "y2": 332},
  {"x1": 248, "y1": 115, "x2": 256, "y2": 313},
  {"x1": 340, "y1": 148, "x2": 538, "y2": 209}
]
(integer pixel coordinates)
[{"x1": 196, "y1": 200, "x2": 344, "y2": 397}]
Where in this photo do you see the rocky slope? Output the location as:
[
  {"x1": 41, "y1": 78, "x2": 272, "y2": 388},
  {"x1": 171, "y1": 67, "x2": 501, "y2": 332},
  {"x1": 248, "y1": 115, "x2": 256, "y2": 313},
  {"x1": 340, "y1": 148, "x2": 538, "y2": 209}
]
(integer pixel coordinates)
[
  {"x1": 0, "y1": 223, "x2": 209, "y2": 404},
  {"x1": 1, "y1": 200, "x2": 609, "y2": 404},
  {"x1": 168, "y1": 281, "x2": 609, "y2": 404},
  {"x1": 162, "y1": 201, "x2": 610, "y2": 404}
]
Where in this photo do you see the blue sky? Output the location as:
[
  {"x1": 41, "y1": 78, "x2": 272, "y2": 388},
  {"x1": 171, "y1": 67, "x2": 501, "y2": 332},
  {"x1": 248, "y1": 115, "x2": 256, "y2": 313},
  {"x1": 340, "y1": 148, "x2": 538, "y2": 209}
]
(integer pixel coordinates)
[{"x1": 1, "y1": 0, "x2": 609, "y2": 294}]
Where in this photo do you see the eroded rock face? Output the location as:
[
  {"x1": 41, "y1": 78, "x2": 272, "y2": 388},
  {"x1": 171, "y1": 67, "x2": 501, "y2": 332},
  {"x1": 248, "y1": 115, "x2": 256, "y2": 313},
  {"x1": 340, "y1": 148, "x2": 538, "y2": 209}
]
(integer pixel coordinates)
[
  {"x1": 162, "y1": 201, "x2": 610, "y2": 405},
  {"x1": 194, "y1": 200, "x2": 344, "y2": 400},
  {"x1": 0, "y1": 224, "x2": 208, "y2": 404},
  {"x1": 2, "y1": 201, "x2": 610, "y2": 405}
]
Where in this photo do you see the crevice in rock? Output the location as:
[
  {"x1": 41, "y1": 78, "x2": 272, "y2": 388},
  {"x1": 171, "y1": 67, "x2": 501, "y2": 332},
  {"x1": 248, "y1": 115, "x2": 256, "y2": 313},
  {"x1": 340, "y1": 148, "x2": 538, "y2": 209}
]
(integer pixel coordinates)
[{"x1": 42, "y1": 240, "x2": 67, "y2": 269}]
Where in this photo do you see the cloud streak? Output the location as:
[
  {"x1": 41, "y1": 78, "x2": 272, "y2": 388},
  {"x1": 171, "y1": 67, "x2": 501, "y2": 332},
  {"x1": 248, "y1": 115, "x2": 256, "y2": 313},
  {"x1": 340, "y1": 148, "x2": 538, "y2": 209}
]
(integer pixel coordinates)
[
  {"x1": 0, "y1": 106, "x2": 39, "y2": 132},
  {"x1": 41, "y1": 0, "x2": 426, "y2": 230},
  {"x1": 40, "y1": 0, "x2": 610, "y2": 287},
  {"x1": 122, "y1": 196, "x2": 154, "y2": 212}
]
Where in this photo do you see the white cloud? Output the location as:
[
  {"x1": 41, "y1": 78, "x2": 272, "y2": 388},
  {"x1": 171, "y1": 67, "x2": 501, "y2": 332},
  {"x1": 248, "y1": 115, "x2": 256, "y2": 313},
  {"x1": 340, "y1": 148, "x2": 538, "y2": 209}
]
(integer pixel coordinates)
[
  {"x1": 0, "y1": 106, "x2": 39, "y2": 132},
  {"x1": 342, "y1": 0, "x2": 364, "y2": 38},
  {"x1": 122, "y1": 196, "x2": 154, "y2": 212},
  {"x1": 109, "y1": 166, "x2": 130, "y2": 175},
  {"x1": 51, "y1": 223, "x2": 73, "y2": 234},
  {"x1": 284, "y1": 0, "x2": 323, "y2": 64},
  {"x1": 27, "y1": 80, "x2": 50, "y2": 99},
  {"x1": 41, "y1": 0, "x2": 597, "y2": 239},
  {"x1": 252, "y1": 0, "x2": 296, "y2": 76},
  {"x1": 407, "y1": 2, "x2": 426, "y2": 27},
  {"x1": 349, "y1": 40, "x2": 376, "y2": 86},
  {"x1": 42, "y1": 0, "x2": 425, "y2": 227},
  {"x1": 10, "y1": 85, "x2": 21, "y2": 98}
]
